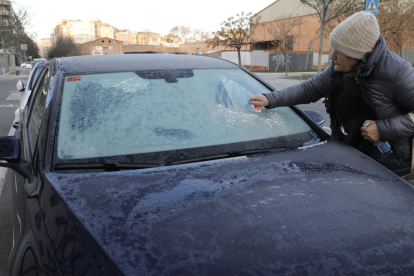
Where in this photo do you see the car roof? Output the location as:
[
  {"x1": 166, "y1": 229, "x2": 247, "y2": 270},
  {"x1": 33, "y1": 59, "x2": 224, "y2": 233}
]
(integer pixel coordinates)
[{"x1": 53, "y1": 54, "x2": 240, "y2": 74}]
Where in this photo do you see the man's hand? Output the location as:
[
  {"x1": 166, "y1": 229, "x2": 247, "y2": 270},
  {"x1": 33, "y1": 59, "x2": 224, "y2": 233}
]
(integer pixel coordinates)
[
  {"x1": 360, "y1": 120, "x2": 382, "y2": 142},
  {"x1": 249, "y1": 94, "x2": 269, "y2": 107}
]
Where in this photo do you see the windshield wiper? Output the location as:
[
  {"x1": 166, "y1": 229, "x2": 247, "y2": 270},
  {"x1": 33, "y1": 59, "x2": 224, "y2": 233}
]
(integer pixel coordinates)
[
  {"x1": 55, "y1": 148, "x2": 287, "y2": 170},
  {"x1": 54, "y1": 161, "x2": 163, "y2": 171},
  {"x1": 167, "y1": 148, "x2": 284, "y2": 166}
]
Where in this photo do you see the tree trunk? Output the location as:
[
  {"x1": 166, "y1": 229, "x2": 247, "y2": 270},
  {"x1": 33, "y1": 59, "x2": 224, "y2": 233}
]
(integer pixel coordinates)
[
  {"x1": 275, "y1": 54, "x2": 281, "y2": 72},
  {"x1": 237, "y1": 48, "x2": 242, "y2": 65},
  {"x1": 3, "y1": 47, "x2": 9, "y2": 73},
  {"x1": 285, "y1": 51, "x2": 289, "y2": 76},
  {"x1": 317, "y1": 3, "x2": 326, "y2": 73},
  {"x1": 317, "y1": 21, "x2": 326, "y2": 73}
]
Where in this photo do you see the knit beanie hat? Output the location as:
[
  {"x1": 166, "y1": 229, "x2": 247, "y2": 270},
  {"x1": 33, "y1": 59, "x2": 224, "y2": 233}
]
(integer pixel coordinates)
[{"x1": 329, "y1": 11, "x2": 380, "y2": 60}]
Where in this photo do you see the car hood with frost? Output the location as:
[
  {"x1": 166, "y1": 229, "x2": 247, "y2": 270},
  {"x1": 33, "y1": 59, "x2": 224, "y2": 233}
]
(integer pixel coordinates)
[{"x1": 42, "y1": 139, "x2": 414, "y2": 275}]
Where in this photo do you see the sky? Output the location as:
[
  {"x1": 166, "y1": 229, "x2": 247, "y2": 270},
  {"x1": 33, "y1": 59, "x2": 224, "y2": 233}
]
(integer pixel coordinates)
[{"x1": 13, "y1": 0, "x2": 276, "y2": 40}]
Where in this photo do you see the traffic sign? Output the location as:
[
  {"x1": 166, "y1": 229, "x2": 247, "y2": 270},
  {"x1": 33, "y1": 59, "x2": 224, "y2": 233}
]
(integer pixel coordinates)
[
  {"x1": 366, "y1": 0, "x2": 378, "y2": 14},
  {"x1": 20, "y1": 44, "x2": 27, "y2": 50}
]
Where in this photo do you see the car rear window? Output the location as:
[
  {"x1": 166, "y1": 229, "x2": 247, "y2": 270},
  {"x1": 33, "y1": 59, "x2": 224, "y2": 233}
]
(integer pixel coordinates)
[{"x1": 57, "y1": 69, "x2": 315, "y2": 160}]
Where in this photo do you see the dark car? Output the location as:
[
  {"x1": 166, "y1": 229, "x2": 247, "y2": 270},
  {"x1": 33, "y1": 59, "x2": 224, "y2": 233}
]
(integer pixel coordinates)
[{"x1": 1, "y1": 54, "x2": 414, "y2": 275}]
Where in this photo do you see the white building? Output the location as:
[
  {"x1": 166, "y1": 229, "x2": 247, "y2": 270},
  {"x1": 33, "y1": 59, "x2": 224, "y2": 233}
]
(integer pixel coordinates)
[
  {"x1": 37, "y1": 38, "x2": 51, "y2": 58},
  {"x1": 69, "y1": 21, "x2": 96, "y2": 44},
  {"x1": 100, "y1": 26, "x2": 115, "y2": 39}
]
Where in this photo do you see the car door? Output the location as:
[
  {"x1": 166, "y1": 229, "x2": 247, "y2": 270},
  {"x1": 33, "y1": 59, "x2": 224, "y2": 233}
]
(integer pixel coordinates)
[{"x1": 9, "y1": 67, "x2": 62, "y2": 276}]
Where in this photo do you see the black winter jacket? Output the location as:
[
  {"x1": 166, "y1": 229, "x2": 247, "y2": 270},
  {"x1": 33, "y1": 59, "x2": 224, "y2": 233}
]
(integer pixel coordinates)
[{"x1": 264, "y1": 36, "x2": 414, "y2": 176}]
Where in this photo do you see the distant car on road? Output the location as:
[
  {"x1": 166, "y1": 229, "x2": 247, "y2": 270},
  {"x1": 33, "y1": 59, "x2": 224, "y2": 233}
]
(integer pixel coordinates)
[
  {"x1": 124, "y1": 51, "x2": 163, "y2": 54},
  {"x1": 32, "y1": 58, "x2": 47, "y2": 67},
  {"x1": 2, "y1": 54, "x2": 414, "y2": 275},
  {"x1": 20, "y1": 62, "x2": 33, "y2": 69}
]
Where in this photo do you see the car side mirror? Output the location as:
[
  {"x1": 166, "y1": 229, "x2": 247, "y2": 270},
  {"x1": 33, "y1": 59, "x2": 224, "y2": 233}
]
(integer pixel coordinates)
[
  {"x1": 16, "y1": 80, "x2": 25, "y2": 92},
  {"x1": 303, "y1": 109, "x2": 325, "y2": 126},
  {"x1": 0, "y1": 136, "x2": 33, "y2": 180},
  {"x1": 0, "y1": 136, "x2": 20, "y2": 163}
]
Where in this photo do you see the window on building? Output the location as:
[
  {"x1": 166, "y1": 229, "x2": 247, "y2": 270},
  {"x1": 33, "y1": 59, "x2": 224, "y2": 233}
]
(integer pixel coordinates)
[
  {"x1": 109, "y1": 46, "x2": 113, "y2": 51},
  {"x1": 92, "y1": 45, "x2": 103, "y2": 51}
]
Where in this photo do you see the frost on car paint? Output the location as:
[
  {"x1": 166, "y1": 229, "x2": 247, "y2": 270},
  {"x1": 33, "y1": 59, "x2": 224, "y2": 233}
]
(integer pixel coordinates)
[{"x1": 57, "y1": 69, "x2": 315, "y2": 160}]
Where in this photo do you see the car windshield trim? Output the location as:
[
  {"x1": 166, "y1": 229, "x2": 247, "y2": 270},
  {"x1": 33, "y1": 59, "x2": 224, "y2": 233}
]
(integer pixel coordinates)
[
  {"x1": 166, "y1": 148, "x2": 289, "y2": 166},
  {"x1": 52, "y1": 131, "x2": 320, "y2": 170},
  {"x1": 53, "y1": 148, "x2": 286, "y2": 170},
  {"x1": 54, "y1": 161, "x2": 163, "y2": 171}
]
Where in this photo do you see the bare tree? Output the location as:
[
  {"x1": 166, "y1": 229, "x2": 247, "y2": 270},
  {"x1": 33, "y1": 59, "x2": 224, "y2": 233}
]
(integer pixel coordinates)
[
  {"x1": 201, "y1": 31, "x2": 214, "y2": 41},
  {"x1": 299, "y1": 0, "x2": 364, "y2": 72},
  {"x1": 165, "y1": 33, "x2": 180, "y2": 44},
  {"x1": 48, "y1": 37, "x2": 78, "y2": 58},
  {"x1": 377, "y1": 0, "x2": 414, "y2": 57},
  {"x1": 167, "y1": 26, "x2": 213, "y2": 44},
  {"x1": 21, "y1": 33, "x2": 39, "y2": 60},
  {"x1": 167, "y1": 26, "x2": 192, "y2": 43},
  {"x1": 209, "y1": 12, "x2": 253, "y2": 65},
  {"x1": 267, "y1": 17, "x2": 301, "y2": 75},
  {"x1": 189, "y1": 29, "x2": 213, "y2": 42}
]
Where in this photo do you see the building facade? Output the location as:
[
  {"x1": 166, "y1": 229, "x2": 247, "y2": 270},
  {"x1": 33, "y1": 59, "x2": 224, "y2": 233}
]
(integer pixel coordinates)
[
  {"x1": 51, "y1": 19, "x2": 73, "y2": 47},
  {"x1": 138, "y1": 30, "x2": 162, "y2": 45},
  {"x1": 36, "y1": 38, "x2": 51, "y2": 58},
  {"x1": 0, "y1": 0, "x2": 18, "y2": 70},
  {"x1": 51, "y1": 19, "x2": 118, "y2": 46},
  {"x1": 115, "y1": 29, "x2": 163, "y2": 46},
  {"x1": 77, "y1": 37, "x2": 124, "y2": 56},
  {"x1": 250, "y1": 0, "x2": 414, "y2": 68},
  {"x1": 115, "y1": 30, "x2": 137, "y2": 45},
  {"x1": 70, "y1": 21, "x2": 96, "y2": 44},
  {"x1": 99, "y1": 25, "x2": 116, "y2": 39},
  {"x1": 50, "y1": 18, "x2": 167, "y2": 48},
  {"x1": 250, "y1": 0, "x2": 331, "y2": 69}
]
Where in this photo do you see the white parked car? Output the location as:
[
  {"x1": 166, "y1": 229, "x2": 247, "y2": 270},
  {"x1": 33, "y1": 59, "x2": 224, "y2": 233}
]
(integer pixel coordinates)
[
  {"x1": 21, "y1": 62, "x2": 33, "y2": 69},
  {"x1": 33, "y1": 58, "x2": 47, "y2": 66},
  {"x1": 14, "y1": 62, "x2": 47, "y2": 125}
]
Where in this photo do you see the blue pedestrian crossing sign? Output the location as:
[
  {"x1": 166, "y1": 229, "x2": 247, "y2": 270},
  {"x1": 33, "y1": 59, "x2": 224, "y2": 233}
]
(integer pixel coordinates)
[{"x1": 366, "y1": 0, "x2": 378, "y2": 14}]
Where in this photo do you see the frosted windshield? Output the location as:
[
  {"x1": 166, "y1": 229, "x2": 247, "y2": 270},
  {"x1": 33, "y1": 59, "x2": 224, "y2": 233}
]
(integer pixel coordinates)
[{"x1": 57, "y1": 69, "x2": 312, "y2": 159}]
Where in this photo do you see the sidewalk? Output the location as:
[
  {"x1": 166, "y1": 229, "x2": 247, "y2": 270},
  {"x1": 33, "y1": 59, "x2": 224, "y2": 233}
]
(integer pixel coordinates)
[
  {"x1": 254, "y1": 71, "x2": 318, "y2": 78},
  {"x1": 0, "y1": 66, "x2": 31, "y2": 80},
  {"x1": 253, "y1": 72, "x2": 317, "y2": 90}
]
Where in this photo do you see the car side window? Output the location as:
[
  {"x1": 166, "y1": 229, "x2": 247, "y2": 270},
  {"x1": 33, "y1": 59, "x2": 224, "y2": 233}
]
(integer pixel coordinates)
[
  {"x1": 29, "y1": 67, "x2": 43, "y2": 90},
  {"x1": 27, "y1": 69, "x2": 50, "y2": 157}
]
